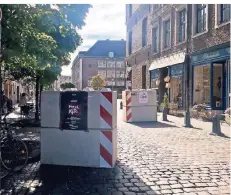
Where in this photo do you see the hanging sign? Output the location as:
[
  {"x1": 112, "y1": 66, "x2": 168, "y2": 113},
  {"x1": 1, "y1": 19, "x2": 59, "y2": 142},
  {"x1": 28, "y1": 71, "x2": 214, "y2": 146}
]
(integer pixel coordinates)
[
  {"x1": 60, "y1": 91, "x2": 88, "y2": 130},
  {"x1": 139, "y1": 91, "x2": 148, "y2": 104}
]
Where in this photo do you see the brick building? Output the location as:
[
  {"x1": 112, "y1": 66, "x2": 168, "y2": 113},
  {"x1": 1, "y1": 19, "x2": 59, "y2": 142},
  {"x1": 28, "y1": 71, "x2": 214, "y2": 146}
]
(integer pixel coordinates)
[
  {"x1": 126, "y1": 4, "x2": 230, "y2": 113},
  {"x1": 71, "y1": 40, "x2": 126, "y2": 93}
]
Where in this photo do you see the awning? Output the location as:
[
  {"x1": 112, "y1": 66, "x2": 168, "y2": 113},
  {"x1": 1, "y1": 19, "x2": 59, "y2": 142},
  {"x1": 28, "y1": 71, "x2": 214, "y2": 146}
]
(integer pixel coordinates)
[{"x1": 149, "y1": 52, "x2": 186, "y2": 71}]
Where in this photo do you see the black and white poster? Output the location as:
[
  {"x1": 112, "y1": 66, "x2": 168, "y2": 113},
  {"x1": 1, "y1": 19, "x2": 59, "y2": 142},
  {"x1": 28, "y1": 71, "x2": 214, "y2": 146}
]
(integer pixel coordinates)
[{"x1": 60, "y1": 91, "x2": 88, "y2": 130}]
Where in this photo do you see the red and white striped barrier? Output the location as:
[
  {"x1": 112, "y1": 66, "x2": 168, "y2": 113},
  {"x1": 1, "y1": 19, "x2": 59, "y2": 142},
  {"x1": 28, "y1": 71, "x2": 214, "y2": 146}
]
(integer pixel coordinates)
[
  {"x1": 100, "y1": 92, "x2": 113, "y2": 129},
  {"x1": 126, "y1": 91, "x2": 132, "y2": 122},
  {"x1": 100, "y1": 130, "x2": 113, "y2": 168}
]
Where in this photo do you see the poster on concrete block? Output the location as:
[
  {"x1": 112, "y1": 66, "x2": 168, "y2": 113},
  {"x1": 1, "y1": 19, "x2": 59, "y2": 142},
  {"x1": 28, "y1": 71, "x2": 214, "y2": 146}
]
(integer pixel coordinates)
[
  {"x1": 60, "y1": 91, "x2": 88, "y2": 130},
  {"x1": 139, "y1": 91, "x2": 148, "y2": 104}
]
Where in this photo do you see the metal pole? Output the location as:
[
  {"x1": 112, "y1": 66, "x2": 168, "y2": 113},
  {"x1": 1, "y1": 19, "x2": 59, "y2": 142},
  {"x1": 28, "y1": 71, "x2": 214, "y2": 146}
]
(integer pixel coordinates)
[{"x1": 184, "y1": 4, "x2": 192, "y2": 127}]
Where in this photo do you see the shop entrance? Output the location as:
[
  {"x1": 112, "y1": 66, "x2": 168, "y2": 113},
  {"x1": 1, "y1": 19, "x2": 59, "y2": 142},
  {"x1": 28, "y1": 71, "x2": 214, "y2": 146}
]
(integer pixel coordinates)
[
  {"x1": 158, "y1": 67, "x2": 168, "y2": 105},
  {"x1": 211, "y1": 61, "x2": 226, "y2": 110}
]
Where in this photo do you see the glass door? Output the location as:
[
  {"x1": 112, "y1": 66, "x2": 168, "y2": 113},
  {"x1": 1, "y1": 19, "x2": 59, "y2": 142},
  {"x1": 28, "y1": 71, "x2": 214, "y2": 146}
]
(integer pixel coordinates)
[{"x1": 211, "y1": 63, "x2": 224, "y2": 110}]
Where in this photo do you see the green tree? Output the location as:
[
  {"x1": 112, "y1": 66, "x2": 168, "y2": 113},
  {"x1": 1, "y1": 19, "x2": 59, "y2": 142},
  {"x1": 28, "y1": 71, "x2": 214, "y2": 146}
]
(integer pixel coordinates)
[
  {"x1": 60, "y1": 82, "x2": 75, "y2": 90},
  {"x1": 0, "y1": 4, "x2": 91, "y2": 120},
  {"x1": 90, "y1": 74, "x2": 106, "y2": 91}
]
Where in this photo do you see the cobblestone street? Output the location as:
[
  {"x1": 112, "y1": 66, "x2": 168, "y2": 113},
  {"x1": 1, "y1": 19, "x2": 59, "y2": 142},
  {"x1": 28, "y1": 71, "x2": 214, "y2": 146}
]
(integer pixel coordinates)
[{"x1": 1, "y1": 105, "x2": 230, "y2": 195}]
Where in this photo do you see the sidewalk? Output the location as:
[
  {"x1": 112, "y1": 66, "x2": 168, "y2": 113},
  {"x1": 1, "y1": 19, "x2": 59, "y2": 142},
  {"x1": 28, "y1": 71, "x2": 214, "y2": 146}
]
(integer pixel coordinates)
[{"x1": 157, "y1": 112, "x2": 230, "y2": 138}]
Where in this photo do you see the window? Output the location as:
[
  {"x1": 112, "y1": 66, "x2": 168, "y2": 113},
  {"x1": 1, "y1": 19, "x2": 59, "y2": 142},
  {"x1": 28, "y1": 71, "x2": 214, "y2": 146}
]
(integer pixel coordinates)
[
  {"x1": 98, "y1": 70, "x2": 106, "y2": 78},
  {"x1": 142, "y1": 17, "x2": 147, "y2": 47},
  {"x1": 220, "y1": 4, "x2": 230, "y2": 23},
  {"x1": 107, "y1": 80, "x2": 115, "y2": 86},
  {"x1": 152, "y1": 26, "x2": 159, "y2": 53},
  {"x1": 116, "y1": 61, "x2": 125, "y2": 68},
  {"x1": 196, "y1": 4, "x2": 207, "y2": 33},
  {"x1": 178, "y1": 9, "x2": 186, "y2": 43},
  {"x1": 98, "y1": 60, "x2": 106, "y2": 68},
  {"x1": 107, "y1": 61, "x2": 115, "y2": 68},
  {"x1": 163, "y1": 19, "x2": 171, "y2": 48},
  {"x1": 128, "y1": 31, "x2": 132, "y2": 55},
  {"x1": 116, "y1": 71, "x2": 125, "y2": 78},
  {"x1": 193, "y1": 64, "x2": 210, "y2": 106},
  {"x1": 107, "y1": 70, "x2": 115, "y2": 78},
  {"x1": 128, "y1": 5, "x2": 132, "y2": 18}
]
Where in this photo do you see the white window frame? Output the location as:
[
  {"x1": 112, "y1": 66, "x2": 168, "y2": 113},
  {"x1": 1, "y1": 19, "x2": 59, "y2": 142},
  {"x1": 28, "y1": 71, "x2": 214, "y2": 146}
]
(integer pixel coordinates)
[
  {"x1": 98, "y1": 60, "x2": 106, "y2": 68},
  {"x1": 116, "y1": 61, "x2": 125, "y2": 68},
  {"x1": 161, "y1": 12, "x2": 171, "y2": 51},
  {"x1": 152, "y1": 20, "x2": 159, "y2": 54},
  {"x1": 215, "y1": 4, "x2": 231, "y2": 28},
  {"x1": 192, "y1": 4, "x2": 208, "y2": 38},
  {"x1": 175, "y1": 5, "x2": 187, "y2": 45},
  {"x1": 107, "y1": 60, "x2": 115, "y2": 68}
]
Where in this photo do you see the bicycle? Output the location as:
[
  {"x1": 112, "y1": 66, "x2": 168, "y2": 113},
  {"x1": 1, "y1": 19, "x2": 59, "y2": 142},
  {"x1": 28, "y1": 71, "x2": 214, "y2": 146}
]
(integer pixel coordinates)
[{"x1": 0, "y1": 112, "x2": 29, "y2": 179}]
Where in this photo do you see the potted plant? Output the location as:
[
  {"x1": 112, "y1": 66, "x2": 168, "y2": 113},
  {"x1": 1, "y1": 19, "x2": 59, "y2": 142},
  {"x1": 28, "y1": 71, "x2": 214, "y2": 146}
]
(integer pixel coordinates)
[{"x1": 161, "y1": 93, "x2": 168, "y2": 121}]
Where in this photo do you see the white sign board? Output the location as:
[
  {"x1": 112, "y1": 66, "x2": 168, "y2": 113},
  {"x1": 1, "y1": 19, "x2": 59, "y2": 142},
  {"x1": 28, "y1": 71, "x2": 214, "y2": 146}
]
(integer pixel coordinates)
[{"x1": 139, "y1": 91, "x2": 148, "y2": 104}]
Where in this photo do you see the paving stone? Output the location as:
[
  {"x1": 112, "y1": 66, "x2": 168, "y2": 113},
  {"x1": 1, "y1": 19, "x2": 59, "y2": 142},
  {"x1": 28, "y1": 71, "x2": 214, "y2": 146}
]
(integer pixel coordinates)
[
  {"x1": 1, "y1": 109, "x2": 230, "y2": 195},
  {"x1": 160, "y1": 189, "x2": 172, "y2": 194}
]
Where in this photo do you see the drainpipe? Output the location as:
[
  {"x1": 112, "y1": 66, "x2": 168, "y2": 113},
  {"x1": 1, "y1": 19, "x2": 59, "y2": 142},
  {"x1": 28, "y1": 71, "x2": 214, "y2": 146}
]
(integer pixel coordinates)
[{"x1": 184, "y1": 4, "x2": 192, "y2": 127}]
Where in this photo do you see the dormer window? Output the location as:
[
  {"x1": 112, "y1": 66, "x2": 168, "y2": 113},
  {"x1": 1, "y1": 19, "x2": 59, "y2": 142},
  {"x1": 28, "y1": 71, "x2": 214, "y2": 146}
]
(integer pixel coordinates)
[{"x1": 109, "y1": 52, "x2": 114, "y2": 58}]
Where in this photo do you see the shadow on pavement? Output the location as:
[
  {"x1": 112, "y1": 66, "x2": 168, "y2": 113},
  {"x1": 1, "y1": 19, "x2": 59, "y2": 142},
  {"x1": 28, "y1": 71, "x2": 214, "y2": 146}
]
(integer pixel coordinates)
[
  {"x1": 130, "y1": 121, "x2": 179, "y2": 128},
  {"x1": 1, "y1": 161, "x2": 157, "y2": 195}
]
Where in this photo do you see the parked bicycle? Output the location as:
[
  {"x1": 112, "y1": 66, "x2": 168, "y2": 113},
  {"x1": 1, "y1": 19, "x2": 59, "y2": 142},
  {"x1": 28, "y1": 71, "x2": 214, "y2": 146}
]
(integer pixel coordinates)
[{"x1": 0, "y1": 112, "x2": 29, "y2": 179}]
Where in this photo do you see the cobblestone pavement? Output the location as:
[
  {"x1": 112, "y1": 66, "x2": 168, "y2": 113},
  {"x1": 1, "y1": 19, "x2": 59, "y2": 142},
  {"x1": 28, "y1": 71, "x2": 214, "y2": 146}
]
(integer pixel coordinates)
[{"x1": 1, "y1": 106, "x2": 230, "y2": 195}]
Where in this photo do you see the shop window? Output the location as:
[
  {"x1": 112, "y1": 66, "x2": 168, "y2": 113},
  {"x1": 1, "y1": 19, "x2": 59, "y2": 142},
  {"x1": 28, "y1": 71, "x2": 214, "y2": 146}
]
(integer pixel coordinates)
[
  {"x1": 212, "y1": 63, "x2": 223, "y2": 109},
  {"x1": 193, "y1": 64, "x2": 210, "y2": 106},
  {"x1": 150, "y1": 70, "x2": 160, "y2": 88},
  {"x1": 169, "y1": 64, "x2": 183, "y2": 107}
]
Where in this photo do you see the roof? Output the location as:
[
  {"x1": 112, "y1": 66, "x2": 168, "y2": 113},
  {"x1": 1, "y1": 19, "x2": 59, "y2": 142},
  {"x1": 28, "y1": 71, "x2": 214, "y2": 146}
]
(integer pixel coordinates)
[{"x1": 83, "y1": 40, "x2": 126, "y2": 58}]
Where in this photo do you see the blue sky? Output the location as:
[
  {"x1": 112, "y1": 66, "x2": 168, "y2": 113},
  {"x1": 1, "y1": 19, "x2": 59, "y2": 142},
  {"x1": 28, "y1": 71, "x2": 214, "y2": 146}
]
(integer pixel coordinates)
[{"x1": 61, "y1": 4, "x2": 126, "y2": 75}]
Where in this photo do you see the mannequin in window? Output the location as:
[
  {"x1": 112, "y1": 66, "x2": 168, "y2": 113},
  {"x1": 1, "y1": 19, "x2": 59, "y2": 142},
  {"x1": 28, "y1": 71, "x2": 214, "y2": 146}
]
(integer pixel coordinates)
[{"x1": 217, "y1": 77, "x2": 221, "y2": 90}]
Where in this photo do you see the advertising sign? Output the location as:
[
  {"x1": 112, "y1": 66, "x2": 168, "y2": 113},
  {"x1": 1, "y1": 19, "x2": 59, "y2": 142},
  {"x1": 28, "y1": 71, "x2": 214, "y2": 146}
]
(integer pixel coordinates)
[
  {"x1": 60, "y1": 91, "x2": 88, "y2": 130},
  {"x1": 139, "y1": 91, "x2": 148, "y2": 104}
]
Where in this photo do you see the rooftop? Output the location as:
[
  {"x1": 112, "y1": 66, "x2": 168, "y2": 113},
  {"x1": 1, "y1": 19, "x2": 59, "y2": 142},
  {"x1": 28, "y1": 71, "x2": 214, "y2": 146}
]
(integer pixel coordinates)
[{"x1": 83, "y1": 39, "x2": 126, "y2": 58}]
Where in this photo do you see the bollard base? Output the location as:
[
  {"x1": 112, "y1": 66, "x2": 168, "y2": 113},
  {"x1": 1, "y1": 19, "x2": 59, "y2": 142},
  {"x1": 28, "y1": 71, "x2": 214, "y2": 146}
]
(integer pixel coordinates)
[{"x1": 184, "y1": 111, "x2": 192, "y2": 128}]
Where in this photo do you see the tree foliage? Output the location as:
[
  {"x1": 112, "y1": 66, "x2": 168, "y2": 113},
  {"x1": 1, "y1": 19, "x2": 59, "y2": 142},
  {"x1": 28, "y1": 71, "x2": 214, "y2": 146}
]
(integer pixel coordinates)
[
  {"x1": 90, "y1": 74, "x2": 106, "y2": 91},
  {"x1": 0, "y1": 4, "x2": 91, "y2": 85},
  {"x1": 60, "y1": 82, "x2": 75, "y2": 90}
]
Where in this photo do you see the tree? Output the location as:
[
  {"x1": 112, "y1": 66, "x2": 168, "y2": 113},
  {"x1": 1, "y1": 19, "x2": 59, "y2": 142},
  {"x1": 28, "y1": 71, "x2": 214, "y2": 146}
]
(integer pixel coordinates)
[
  {"x1": 0, "y1": 4, "x2": 91, "y2": 120},
  {"x1": 60, "y1": 82, "x2": 75, "y2": 90},
  {"x1": 90, "y1": 74, "x2": 106, "y2": 91}
]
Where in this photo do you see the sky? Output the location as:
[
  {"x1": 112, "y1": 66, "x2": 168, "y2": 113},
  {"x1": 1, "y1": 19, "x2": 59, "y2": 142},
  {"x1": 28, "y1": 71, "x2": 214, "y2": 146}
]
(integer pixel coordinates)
[{"x1": 61, "y1": 4, "x2": 126, "y2": 76}]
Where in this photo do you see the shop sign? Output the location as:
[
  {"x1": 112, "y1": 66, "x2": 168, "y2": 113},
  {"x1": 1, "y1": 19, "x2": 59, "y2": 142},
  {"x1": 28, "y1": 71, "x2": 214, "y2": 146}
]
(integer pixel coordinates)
[
  {"x1": 139, "y1": 91, "x2": 148, "y2": 104},
  {"x1": 60, "y1": 91, "x2": 88, "y2": 130},
  {"x1": 192, "y1": 47, "x2": 230, "y2": 64}
]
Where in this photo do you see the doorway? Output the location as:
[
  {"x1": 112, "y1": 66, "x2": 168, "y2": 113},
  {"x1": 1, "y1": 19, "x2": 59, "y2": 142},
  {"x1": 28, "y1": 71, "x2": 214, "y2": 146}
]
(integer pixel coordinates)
[{"x1": 211, "y1": 62, "x2": 225, "y2": 110}]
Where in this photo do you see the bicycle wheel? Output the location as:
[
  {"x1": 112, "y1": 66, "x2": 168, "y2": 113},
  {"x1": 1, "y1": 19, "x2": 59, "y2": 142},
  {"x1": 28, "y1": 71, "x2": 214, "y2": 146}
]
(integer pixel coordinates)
[
  {"x1": 1, "y1": 138, "x2": 28, "y2": 172},
  {"x1": 0, "y1": 151, "x2": 11, "y2": 179}
]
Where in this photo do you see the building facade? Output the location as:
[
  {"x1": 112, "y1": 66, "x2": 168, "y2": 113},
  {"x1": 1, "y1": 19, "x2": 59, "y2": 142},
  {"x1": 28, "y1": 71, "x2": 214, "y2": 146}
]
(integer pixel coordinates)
[
  {"x1": 71, "y1": 40, "x2": 126, "y2": 93},
  {"x1": 126, "y1": 4, "x2": 230, "y2": 112}
]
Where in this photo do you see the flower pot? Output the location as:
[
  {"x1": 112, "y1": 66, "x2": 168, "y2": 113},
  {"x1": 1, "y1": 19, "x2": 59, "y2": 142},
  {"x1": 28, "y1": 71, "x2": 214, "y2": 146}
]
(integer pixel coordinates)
[{"x1": 162, "y1": 107, "x2": 168, "y2": 121}]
